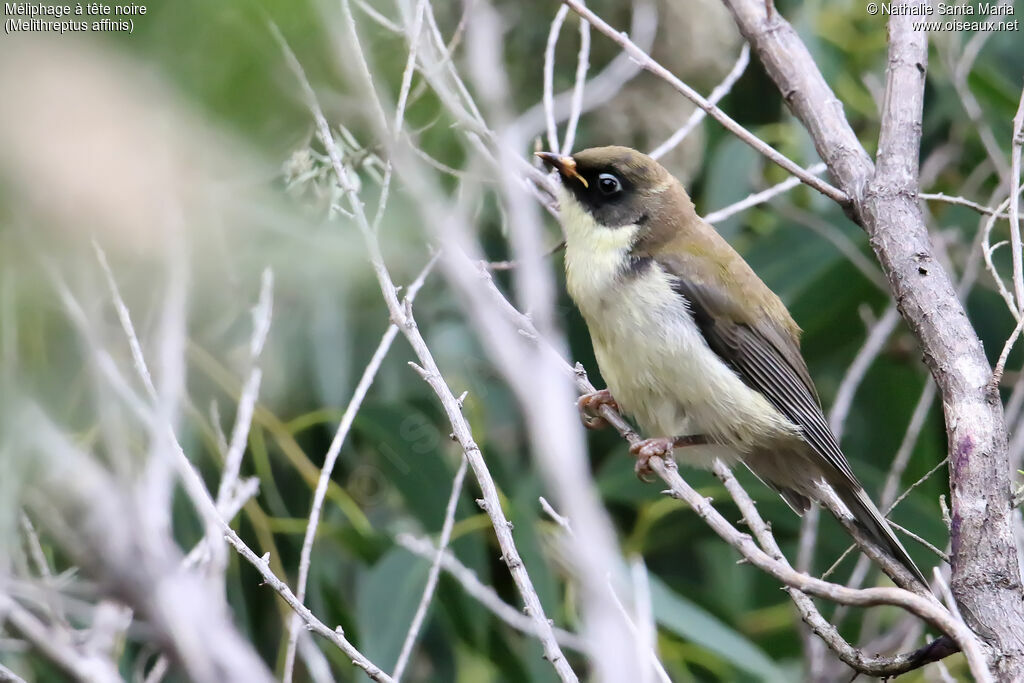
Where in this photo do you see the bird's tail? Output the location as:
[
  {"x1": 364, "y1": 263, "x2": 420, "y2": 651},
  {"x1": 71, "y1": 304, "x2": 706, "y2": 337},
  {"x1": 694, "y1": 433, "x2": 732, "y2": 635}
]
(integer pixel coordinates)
[{"x1": 834, "y1": 485, "x2": 927, "y2": 587}]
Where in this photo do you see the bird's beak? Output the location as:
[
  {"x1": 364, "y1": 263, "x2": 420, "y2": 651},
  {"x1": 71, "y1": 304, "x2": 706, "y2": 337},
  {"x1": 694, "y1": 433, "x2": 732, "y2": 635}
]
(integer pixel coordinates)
[{"x1": 535, "y1": 152, "x2": 588, "y2": 188}]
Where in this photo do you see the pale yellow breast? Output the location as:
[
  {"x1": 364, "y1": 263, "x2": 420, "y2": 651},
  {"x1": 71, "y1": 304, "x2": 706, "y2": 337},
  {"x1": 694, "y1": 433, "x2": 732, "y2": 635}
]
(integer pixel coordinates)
[{"x1": 560, "y1": 191, "x2": 797, "y2": 452}]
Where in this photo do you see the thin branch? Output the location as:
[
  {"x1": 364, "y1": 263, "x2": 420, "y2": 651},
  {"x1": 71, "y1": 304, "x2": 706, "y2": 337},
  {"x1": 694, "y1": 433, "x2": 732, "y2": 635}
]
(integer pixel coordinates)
[
  {"x1": 983, "y1": 192, "x2": 1024, "y2": 320},
  {"x1": 880, "y1": 381, "x2": 938, "y2": 510},
  {"x1": 353, "y1": 0, "x2": 402, "y2": 33},
  {"x1": 653, "y1": 458, "x2": 990, "y2": 681},
  {"x1": 828, "y1": 303, "x2": 901, "y2": 439},
  {"x1": 994, "y1": 314, "x2": 1024, "y2": 389},
  {"x1": 539, "y1": 496, "x2": 572, "y2": 533},
  {"x1": 777, "y1": 204, "x2": 889, "y2": 291},
  {"x1": 395, "y1": 534, "x2": 587, "y2": 653},
  {"x1": 559, "y1": 0, "x2": 848, "y2": 203},
  {"x1": 710, "y1": 462, "x2": 960, "y2": 678},
  {"x1": 0, "y1": 662, "x2": 27, "y2": 683},
  {"x1": 514, "y1": 0, "x2": 657, "y2": 143},
  {"x1": 560, "y1": 6, "x2": 590, "y2": 155},
  {"x1": 91, "y1": 240, "x2": 156, "y2": 397},
  {"x1": 273, "y1": 20, "x2": 577, "y2": 681},
  {"x1": 215, "y1": 268, "x2": 273, "y2": 518},
  {"x1": 649, "y1": 43, "x2": 750, "y2": 161},
  {"x1": 543, "y1": 5, "x2": 570, "y2": 152},
  {"x1": 1007, "y1": 86, "x2": 1024, "y2": 314},
  {"x1": 371, "y1": 0, "x2": 427, "y2": 233},
  {"x1": 91, "y1": 242, "x2": 225, "y2": 566},
  {"x1": 606, "y1": 574, "x2": 672, "y2": 683},
  {"x1": 0, "y1": 594, "x2": 121, "y2": 683},
  {"x1": 391, "y1": 456, "x2": 469, "y2": 682},
  {"x1": 537, "y1": 498, "x2": 669, "y2": 683},
  {"x1": 702, "y1": 160, "x2": 822, "y2": 224},
  {"x1": 282, "y1": 255, "x2": 437, "y2": 683},
  {"x1": 944, "y1": 5, "x2": 1013, "y2": 184},
  {"x1": 921, "y1": 192, "x2": 1009, "y2": 219},
  {"x1": 221, "y1": 527, "x2": 394, "y2": 682},
  {"x1": 888, "y1": 521, "x2": 948, "y2": 562}
]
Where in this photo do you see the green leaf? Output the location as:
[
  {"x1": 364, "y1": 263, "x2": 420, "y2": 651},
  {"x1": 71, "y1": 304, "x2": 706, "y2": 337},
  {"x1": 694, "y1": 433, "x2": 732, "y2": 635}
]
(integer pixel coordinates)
[
  {"x1": 649, "y1": 575, "x2": 788, "y2": 683},
  {"x1": 356, "y1": 547, "x2": 432, "y2": 674},
  {"x1": 703, "y1": 137, "x2": 760, "y2": 240},
  {"x1": 355, "y1": 403, "x2": 458, "y2": 531}
]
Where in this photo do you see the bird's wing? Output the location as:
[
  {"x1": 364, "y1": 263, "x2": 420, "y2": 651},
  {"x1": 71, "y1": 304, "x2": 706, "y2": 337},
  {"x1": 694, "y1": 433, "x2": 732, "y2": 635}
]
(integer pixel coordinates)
[{"x1": 664, "y1": 266, "x2": 860, "y2": 488}]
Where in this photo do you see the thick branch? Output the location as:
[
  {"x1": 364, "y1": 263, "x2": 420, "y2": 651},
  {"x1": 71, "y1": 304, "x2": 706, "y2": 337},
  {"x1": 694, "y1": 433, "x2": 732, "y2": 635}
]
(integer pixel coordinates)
[{"x1": 721, "y1": 0, "x2": 1024, "y2": 675}]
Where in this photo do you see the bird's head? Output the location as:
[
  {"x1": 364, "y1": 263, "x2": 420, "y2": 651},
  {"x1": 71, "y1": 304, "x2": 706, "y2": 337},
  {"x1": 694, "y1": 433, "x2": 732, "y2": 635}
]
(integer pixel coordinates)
[{"x1": 537, "y1": 146, "x2": 696, "y2": 247}]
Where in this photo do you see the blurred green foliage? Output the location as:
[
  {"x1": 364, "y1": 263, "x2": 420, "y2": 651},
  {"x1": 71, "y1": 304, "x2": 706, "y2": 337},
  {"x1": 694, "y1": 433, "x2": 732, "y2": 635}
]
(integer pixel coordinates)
[{"x1": 2, "y1": 0, "x2": 1023, "y2": 681}]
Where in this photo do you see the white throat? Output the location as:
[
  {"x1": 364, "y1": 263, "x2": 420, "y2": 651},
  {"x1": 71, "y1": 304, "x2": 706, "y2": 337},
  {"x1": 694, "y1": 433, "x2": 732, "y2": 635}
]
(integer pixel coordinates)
[{"x1": 560, "y1": 189, "x2": 641, "y2": 316}]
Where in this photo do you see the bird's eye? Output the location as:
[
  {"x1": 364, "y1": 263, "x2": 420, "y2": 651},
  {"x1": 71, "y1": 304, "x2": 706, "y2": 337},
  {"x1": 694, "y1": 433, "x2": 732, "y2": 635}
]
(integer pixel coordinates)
[{"x1": 597, "y1": 173, "x2": 622, "y2": 196}]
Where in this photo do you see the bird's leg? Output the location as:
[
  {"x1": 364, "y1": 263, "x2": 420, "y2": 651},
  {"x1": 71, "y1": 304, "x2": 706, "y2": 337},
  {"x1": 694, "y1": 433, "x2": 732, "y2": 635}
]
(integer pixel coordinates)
[
  {"x1": 577, "y1": 389, "x2": 619, "y2": 430},
  {"x1": 630, "y1": 435, "x2": 708, "y2": 481}
]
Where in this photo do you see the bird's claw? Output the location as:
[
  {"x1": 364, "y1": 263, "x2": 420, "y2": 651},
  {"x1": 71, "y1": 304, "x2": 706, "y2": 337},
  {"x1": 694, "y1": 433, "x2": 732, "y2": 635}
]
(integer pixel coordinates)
[
  {"x1": 629, "y1": 437, "x2": 676, "y2": 482},
  {"x1": 577, "y1": 389, "x2": 618, "y2": 430}
]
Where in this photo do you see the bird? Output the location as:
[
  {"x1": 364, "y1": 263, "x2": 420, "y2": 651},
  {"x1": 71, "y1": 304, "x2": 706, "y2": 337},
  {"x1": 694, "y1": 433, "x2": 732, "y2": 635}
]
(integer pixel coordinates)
[{"x1": 536, "y1": 145, "x2": 926, "y2": 587}]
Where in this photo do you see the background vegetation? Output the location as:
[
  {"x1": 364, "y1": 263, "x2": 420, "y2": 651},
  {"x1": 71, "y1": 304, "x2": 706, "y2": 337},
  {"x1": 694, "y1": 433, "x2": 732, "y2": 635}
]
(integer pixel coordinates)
[{"x1": 1, "y1": 0, "x2": 1022, "y2": 681}]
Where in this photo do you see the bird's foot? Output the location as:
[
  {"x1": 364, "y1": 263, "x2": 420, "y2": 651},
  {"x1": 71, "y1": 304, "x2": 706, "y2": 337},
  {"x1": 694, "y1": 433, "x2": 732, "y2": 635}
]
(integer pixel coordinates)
[
  {"x1": 629, "y1": 435, "x2": 708, "y2": 482},
  {"x1": 577, "y1": 389, "x2": 619, "y2": 430}
]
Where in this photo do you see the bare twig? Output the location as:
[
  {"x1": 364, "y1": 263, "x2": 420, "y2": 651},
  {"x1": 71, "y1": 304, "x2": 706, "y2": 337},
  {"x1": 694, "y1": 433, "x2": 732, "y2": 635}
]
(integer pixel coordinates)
[
  {"x1": 944, "y1": 5, "x2": 1013, "y2": 184},
  {"x1": 993, "y1": 315, "x2": 1024, "y2": 388},
  {"x1": 702, "y1": 161, "x2": 822, "y2": 224},
  {"x1": 0, "y1": 594, "x2": 121, "y2": 683},
  {"x1": 273, "y1": 19, "x2": 577, "y2": 680},
  {"x1": 777, "y1": 204, "x2": 889, "y2": 291},
  {"x1": 828, "y1": 303, "x2": 901, "y2": 438},
  {"x1": 1007, "y1": 87, "x2": 1024, "y2": 314},
  {"x1": 395, "y1": 534, "x2": 587, "y2": 653},
  {"x1": 215, "y1": 268, "x2": 273, "y2": 520},
  {"x1": 514, "y1": 0, "x2": 657, "y2": 143},
  {"x1": 649, "y1": 43, "x2": 750, "y2": 161},
  {"x1": 537, "y1": 498, "x2": 669, "y2": 683},
  {"x1": 711, "y1": 462, "x2": 960, "y2": 678},
  {"x1": 982, "y1": 192, "x2": 1024, "y2": 320},
  {"x1": 881, "y1": 381, "x2": 938, "y2": 511},
  {"x1": 559, "y1": 0, "x2": 848, "y2": 203},
  {"x1": 0, "y1": 662, "x2": 27, "y2": 683},
  {"x1": 391, "y1": 456, "x2": 469, "y2": 682},
  {"x1": 921, "y1": 192, "x2": 1009, "y2": 219},
  {"x1": 222, "y1": 527, "x2": 393, "y2": 681},
  {"x1": 561, "y1": 6, "x2": 590, "y2": 155},
  {"x1": 656, "y1": 459, "x2": 989, "y2": 681},
  {"x1": 606, "y1": 573, "x2": 672, "y2": 683},
  {"x1": 282, "y1": 255, "x2": 437, "y2": 683},
  {"x1": 543, "y1": 5, "x2": 571, "y2": 152},
  {"x1": 540, "y1": 496, "x2": 572, "y2": 533},
  {"x1": 371, "y1": 0, "x2": 428, "y2": 233}
]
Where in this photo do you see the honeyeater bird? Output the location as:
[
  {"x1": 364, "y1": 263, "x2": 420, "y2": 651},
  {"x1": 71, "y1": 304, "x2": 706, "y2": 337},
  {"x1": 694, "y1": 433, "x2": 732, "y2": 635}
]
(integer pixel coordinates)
[{"x1": 537, "y1": 145, "x2": 925, "y2": 586}]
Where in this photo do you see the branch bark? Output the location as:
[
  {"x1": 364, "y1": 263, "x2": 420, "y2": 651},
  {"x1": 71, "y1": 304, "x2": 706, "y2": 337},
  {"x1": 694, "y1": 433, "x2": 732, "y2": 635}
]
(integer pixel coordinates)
[
  {"x1": 272, "y1": 17, "x2": 579, "y2": 680},
  {"x1": 711, "y1": 461, "x2": 959, "y2": 678},
  {"x1": 721, "y1": 0, "x2": 1024, "y2": 676},
  {"x1": 472, "y1": 254, "x2": 975, "y2": 677}
]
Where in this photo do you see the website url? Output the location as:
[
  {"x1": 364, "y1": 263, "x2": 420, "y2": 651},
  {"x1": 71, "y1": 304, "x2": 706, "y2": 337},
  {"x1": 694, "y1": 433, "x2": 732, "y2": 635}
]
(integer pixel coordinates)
[{"x1": 912, "y1": 19, "x2": 1020, "y2": 30}]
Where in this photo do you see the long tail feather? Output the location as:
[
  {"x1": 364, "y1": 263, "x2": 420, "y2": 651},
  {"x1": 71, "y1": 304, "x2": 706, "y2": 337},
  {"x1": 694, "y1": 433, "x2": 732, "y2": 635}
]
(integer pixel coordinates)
[{"x1": 835, "y1": 485, "x2": 927, "y2": 586}]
